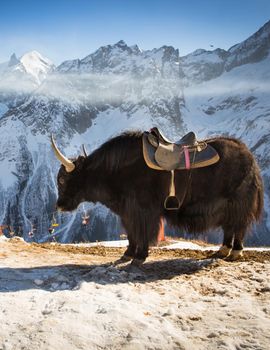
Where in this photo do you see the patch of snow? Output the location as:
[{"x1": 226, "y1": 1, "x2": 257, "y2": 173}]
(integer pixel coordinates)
[
  {"x1": 0, "y1": 239, "x2": 270, "y2": 350},
  {"x1": 0, "y1": 103, "x2": 8, "y2": 118},
  {"x1": 73, "y1": 239, "x2": 129, "y2": 248},
  {"x1": 163, "y1": 241, "x2": 270, "y2": 251},
  {"x1": 69, "y1": 239, "x2": 270, "y2": 251}
]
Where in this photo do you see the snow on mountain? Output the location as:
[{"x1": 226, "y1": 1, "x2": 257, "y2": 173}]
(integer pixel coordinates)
[
  {"x1": 0, "y1": 103, "x2": 8, "y2": 118},
  {"x1": 57, "y1": 40, "x2": 180, "y2": 79},
  {"x1": 0, "y1": 21, "x2": 269, "y2": 245},
  {"x1": 226, "y1": 20, "x2": 270, "y2": 71},
  {"x1": 20, "y1": 51, "x2": 54, "y2": 84},
  {"x1": 0, "y1": 61, "x2": 9, "y2": 75},
  {"x1": 180, "y1": 19, "x2": 270, "y2": 86},
  {"x1": 0, "y1": 51, "x2": 54, "y2": 94},
  {"x1": 180, "y1": 48, "x2": 228, "y2": 85}
]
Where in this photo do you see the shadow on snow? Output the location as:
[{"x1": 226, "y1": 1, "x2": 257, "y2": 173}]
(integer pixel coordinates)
[{"x1": 0, "y1": 257, "x2": 216, "y2": 293}]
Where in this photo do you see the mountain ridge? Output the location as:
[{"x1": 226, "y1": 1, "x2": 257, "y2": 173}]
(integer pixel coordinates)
[{"x1": 0, "y1": 20, "x2": 269, "y2": 245}]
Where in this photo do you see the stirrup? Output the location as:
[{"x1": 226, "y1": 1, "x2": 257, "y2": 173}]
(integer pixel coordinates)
[{"x1": 164, "y1": 196, "x2": 181, "y2": 210}]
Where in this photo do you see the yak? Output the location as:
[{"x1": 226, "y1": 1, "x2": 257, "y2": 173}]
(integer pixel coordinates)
[{"x1": 51, "y1": 130, "x2": 263, "y2": 264}]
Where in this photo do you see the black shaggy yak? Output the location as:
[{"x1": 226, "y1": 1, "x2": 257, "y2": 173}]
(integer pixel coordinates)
[{"x1": 51, "y1": 131, "x2": 263, "y2": 263}]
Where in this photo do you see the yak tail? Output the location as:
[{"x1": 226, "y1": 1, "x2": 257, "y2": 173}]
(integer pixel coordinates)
[
  {"x1": 254, "y1": 169, "x2": 264, "y2": 222},
  {"x1": 255, "y1": 180, "x2": 264, "y2": 222}
]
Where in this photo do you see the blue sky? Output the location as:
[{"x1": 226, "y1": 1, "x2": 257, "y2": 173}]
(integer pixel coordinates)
[{"x1": 0, "y1": 0, "x2": 269, "y2": 65}]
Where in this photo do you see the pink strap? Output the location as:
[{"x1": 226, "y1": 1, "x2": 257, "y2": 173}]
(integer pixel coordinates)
[{"x1": 183, "y1": 146, "x2": 190, "y2": 169}]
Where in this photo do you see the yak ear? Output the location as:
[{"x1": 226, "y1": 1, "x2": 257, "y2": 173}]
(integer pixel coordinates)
[{"x1": 82, "y1": 144, "x2": 88, "y2": 157}]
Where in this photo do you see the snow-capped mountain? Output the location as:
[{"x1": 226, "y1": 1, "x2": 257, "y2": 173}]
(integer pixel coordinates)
[
  {"x1": 0, "y1": 20, "x2": 269, "y2": 245},
  {"x1": 226, "y1": 20, "x2": 270, "y2": 71},
  {"x1": 0, "y1": 51, "x2": 55, "y2": 118},
  {"x1": 181, "y1": 20, "x2": 270, "y2": 85},
  {"x1": 1, "y1": 51, "x2": 54, "y2": 86},
  {"x1": 57, "y1": 40, "x2": 180, "y2": 78}
]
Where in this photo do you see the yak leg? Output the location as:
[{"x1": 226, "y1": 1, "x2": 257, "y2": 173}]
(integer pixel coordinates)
[
  {"x1": 131, "y1": 240, "x2": 149, "y2": 266},
  {"x1": 119, "y1": 215, "x2": 138, "y2": 261},
  {"x1": 123, "y1": 236, "x2": 137, "y2": 261},
  {"x1": 113, "y1": 236, "x2": 136, "y2": 265},
  {"x1": 211, "y1": 227, "x2": 234, "y2": 259},
  {"x1": 226, "y1": 230, "x2": 245, "y2": 261},
  {"x1": 121, "y1": 209, "x2": 161, "y2": 265},
  {"x1": 132, "y1": 215, "x2": 161, "y2": 265}
]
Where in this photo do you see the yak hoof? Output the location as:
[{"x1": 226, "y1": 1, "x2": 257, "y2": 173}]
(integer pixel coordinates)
[
  {"x1": 226, "y1": 250, "x2": 243, "y2": 261},
  {"x1": 210, "y1": 245, "x2": 232, "y2": 259},
  {"x1": 122, "y1": 254, "x2": 133, "y2": 262},
  {"x1": 113, "y1": 255, "x2": 133, "y2": 266},
  {"x1": 131, "y1": 258, "x2": 145, "y2": 266}
]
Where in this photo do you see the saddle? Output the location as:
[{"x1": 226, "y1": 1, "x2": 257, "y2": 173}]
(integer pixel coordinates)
[
  {"x1": 142, "y1": 127, "x2": 220, "y2": 210},
  {"x1": 143, "y1": 127, "x2": 219, "y2": 171}
]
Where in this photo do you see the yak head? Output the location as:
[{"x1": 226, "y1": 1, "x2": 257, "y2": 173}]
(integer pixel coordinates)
[{"x1": 51, "y1": 135, "x2": 88, "y2": 212}]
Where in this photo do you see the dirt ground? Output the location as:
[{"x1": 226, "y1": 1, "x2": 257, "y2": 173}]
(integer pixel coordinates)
[
  {"x1": 2, "y1": 237, "x2": 270, "y2": 268},
  {"x1": 1, "y1": 237, "x2": 270, "y2": 350}
]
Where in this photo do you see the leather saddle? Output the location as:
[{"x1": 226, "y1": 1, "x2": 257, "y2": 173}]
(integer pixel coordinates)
[
  {"x1": 142, "y1": 127, "x2": 220, "y2": 210},
  {"x1": 142, "y1": 127, "x2": 220, "y2": 171}
]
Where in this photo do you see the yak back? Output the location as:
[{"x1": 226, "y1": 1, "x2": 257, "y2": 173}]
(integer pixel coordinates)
[{"x1": 85, "y1": 131, "x2": 143, "y2": 173}]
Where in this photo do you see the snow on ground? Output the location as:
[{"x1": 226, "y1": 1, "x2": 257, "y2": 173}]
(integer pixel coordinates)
[
  {"x1": 71, "y1": 238, "x2": 270, "y2": 252},
  {"x1": 0, "y1": 237, "x2": 270, "y2": 350}
]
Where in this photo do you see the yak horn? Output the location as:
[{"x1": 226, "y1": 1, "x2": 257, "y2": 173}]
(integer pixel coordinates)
[
  {"x1": 50, "y1": 135, "x2": 75, "y2": 173},
  {"x1": 82, "y1": 144, "x2": 88, "y2": 157}
]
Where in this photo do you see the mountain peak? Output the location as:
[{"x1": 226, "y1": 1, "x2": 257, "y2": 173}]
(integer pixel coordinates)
[
  {"x1": 20, "y1": 50, "x2": 53, "y2": 66},
  {"x1": 226, "y1": 19, "x2": 270, "y2": 71},
  {"x1": 258, "y1": 19, "x2": 270, "y2": 35},
  {"x1": 114, "y1": 40, "x2": 127, "y2": 48},
  {"x1": 19, "y1": 51, "x2": 54, "y2": 83},
  {"x1": 130, "y1": 44, "x2": 142, "y2": 53},
  {"x1": 8, "y1": 53, "x2": 20, "y2": 67},
  {"x1": 0, "y1": 50, "x2": 54, "y2": 88}
]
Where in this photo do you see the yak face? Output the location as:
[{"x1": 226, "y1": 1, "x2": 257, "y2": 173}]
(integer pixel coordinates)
[
  {"x1": 56, "y1": 156, "x2": 86, "y2": 212},
  {"x1": 51, "y1": 135, "x2": 88, "y2": 212}
]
